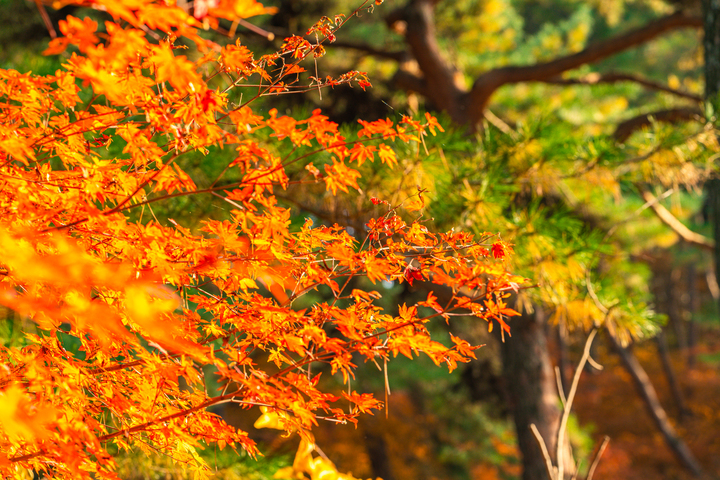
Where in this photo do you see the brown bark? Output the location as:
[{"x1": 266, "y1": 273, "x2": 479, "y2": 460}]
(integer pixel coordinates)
[
  {"x1": 669, "y1": 268, "x2": 689, "y2": 354},
  {"x1": 394, "y1": 0, "x2": 467, "y2": 122},
  {"x1": 703, "y1": 0, "x2": 720, "y2": 330},
  {"x1": 360, "y1": 423, "x2": 396, "y2": 480},
  {"x1": 608, "y1": 334, "x2": 704, "y2": 477}
]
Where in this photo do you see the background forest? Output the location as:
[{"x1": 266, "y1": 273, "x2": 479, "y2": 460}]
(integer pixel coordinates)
[{"x1": 2, "y1": 0, "x2": 720, "y2": 479}]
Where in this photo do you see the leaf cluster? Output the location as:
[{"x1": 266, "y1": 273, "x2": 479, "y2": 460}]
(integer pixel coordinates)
[{"x1": 0, "y1": 1, "x2": 524, "y2": 478}]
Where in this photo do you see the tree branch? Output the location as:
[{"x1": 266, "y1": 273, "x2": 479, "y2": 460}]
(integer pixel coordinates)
[
  {"x1": 557, "y1": 329, "x2": 597, "y2": 480},
  {"x1": 544, "y1": 72, "x2": 703, "y2": 103},
  {"x1": 329, "y1": 40, "x2": 407, "y2": 61},
  {"x1": 613, "y1": 107, "x2": 703, "y2": 141},
  {"x1": 391, "y1": 69, "x2": 429, "y2": 97},
  {"x1": 465, "y1": 11, "x2": 702, "y2": 125},
  {"x1": 586, "y1": 436, "x2": 611, "y2": 480},
  {"x1": 608, "y1": 333, "x2": 705, "y2": 477},
  {"x1": 390, "y1": 1, "x2": 702, "y2": 127},
  {"x1": 638, "y1": 187, "x2": 714, "y2": 251},
  {"x1": 33, "y1": 0, "x2": 57, "y2": 38}
]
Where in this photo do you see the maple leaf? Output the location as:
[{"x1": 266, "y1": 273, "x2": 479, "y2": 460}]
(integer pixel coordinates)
[
  {"x1": 491, "y1": 241, "x2": 507, "y2": 259},
  {"x1": 424, "y1": 112, "x2": 445, "y2": 135},
  {"x1": 358, "y1": 118, "x2": 396, "y2": 140},
  {"x1": 125, "y1": 285, "x2": 206, "y2": 357},
  {"x1": 403, "y1": 266, "x2": 423, "y2": 285},
  {"x1": 0, "y1": 1, "x2": 523, "y2": 475},
  {"x1": 349, "y1": 143, "x2": 377, "y2": 166},
  {"x1": 147, "y1": 43, "x2": 204, "y2": 94},
  {"x1": 404, "y1": 196, "x2": 425, "y2": 212},
  {"x1": 43, "y1": 16, "x2": 99, "y2": 55},
  {"x1": 377, "y1": 143, "x2": 397, "y2": 168},
  {"x1": 449, "y1": 333, "x2": 479, "y2": 360},
  {"x1": 323, "y1": 160, "x2": 361, "y2": 194},
  {"x1": 342, "y1": 391, "x2": 382, "y2": 414}
]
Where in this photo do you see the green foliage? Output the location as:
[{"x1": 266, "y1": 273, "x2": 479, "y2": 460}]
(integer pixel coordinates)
[
  {"x1": 378, "y1": 107, "x2": 716, "y2": 344},
  {"x1": 114, "y1": 445, "x2": 291, "y2": 480}
]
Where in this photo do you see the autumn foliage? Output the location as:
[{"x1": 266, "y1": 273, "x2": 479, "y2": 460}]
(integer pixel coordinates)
[{"x1": 0, "y1": 1, "x2": 521, "y2": 478}]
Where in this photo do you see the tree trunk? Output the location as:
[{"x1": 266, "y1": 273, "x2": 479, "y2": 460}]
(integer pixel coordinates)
[
  {"x1": 501, "y1": 308, "x2": 574, "y2": 480},
  {"x1": 704, "y1": 0, "x2": 720, "y2": 104},
  {"x1": 608, "y1": 335, "x2": 704, "y2": 477},
  {"x1": 704, "y1": 0, "x2": 720, "y2": 318},
  {"x1": 361, "y1": 425, "x2": 396, "y2": 480}
]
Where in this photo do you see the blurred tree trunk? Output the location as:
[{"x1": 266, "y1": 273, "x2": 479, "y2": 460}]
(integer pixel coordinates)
[
  {"x1": 686, "y1": 264, "x2": 698, "y2": 367},
  {"x1": 360, "y1": 425, "x2": 396, "y2": 480},
  {"x1": 501, "y1": 308, "x2": 574, "y2": 480},
  {"x1": 704, "y1": 0, "x2": 720, "y2": 103},
  {"x1": 704, "y1": 0, "x2": 720, "y2": 318}
]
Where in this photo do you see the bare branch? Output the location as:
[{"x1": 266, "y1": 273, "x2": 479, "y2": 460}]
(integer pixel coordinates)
[
  {"x1": 391, "y1": 69, "x2": 429, "y2": 97},
  {"x1": 465, "y1": 12, "x2": 702, "y2": 125},
  {"x1": 530, "y1": 423, "x2": 557, "y2": 480},
  {"x1": 638, "y1": 187, "x2": 714, "y2": 251},
  {"x1": 557, "y1": 329, "x2": 598, "y2": 480},
  {"x1": 329, "y1": 40, "x2": 407, "y2": 61},
  {"x1": 33, "y1": 0, "x2": 57, "y2": 38},
  {"x1": 586, "y1": 436, "x2": 610, "y2": 480},
  {"x1": 609, "y1": 333, "x2": 705, "y2": 476},
  {"x1": 613, "y1": 107, "x2": 703, "y2": 141},
  {"x1": 468, "y1": 12, "x2": 702, "y2": 125},
  {"x1": 544, "y1": 72, "x2": 703, "y2": 103},
  {"x1": 485, "y1": 109, "x2": 519, "y2": 139}
]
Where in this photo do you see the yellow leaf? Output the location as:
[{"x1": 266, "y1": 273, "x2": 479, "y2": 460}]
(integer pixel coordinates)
[
  {"x1": 254, "y1": 407, "x2": 286, "y2": 430},
  {"x1": 403, "y1": 196, "x2": 424, "y2": 212},
  {"x1": 308, "y1": 457, "x2": 338, "y2": 480},
  {"x1": 124, "y1": 284, "x2": 206, "y2": 357},
  {"x1": 273, "y1": 467, "x2": 296, "y2": 479}
]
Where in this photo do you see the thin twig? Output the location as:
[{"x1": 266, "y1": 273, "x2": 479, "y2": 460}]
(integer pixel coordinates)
[
  {"x1": 586, "y1": 436, "x2": 610, "y2": 480},
  {"x1": 530, "y1": 423, "x2": 557, "y2": 480},
  {"x1": 557, "y1": 329, "x2": 598, "y2": 480},
  {"x1": 33, "y1": 0, "x2": 57, "y2": 38},
  {"x1": 555, "y1": 365, "x2": 567, "y2": 406},
  {"x1": 587, "y1": 355, "x2": 604, "y2": 371}
]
